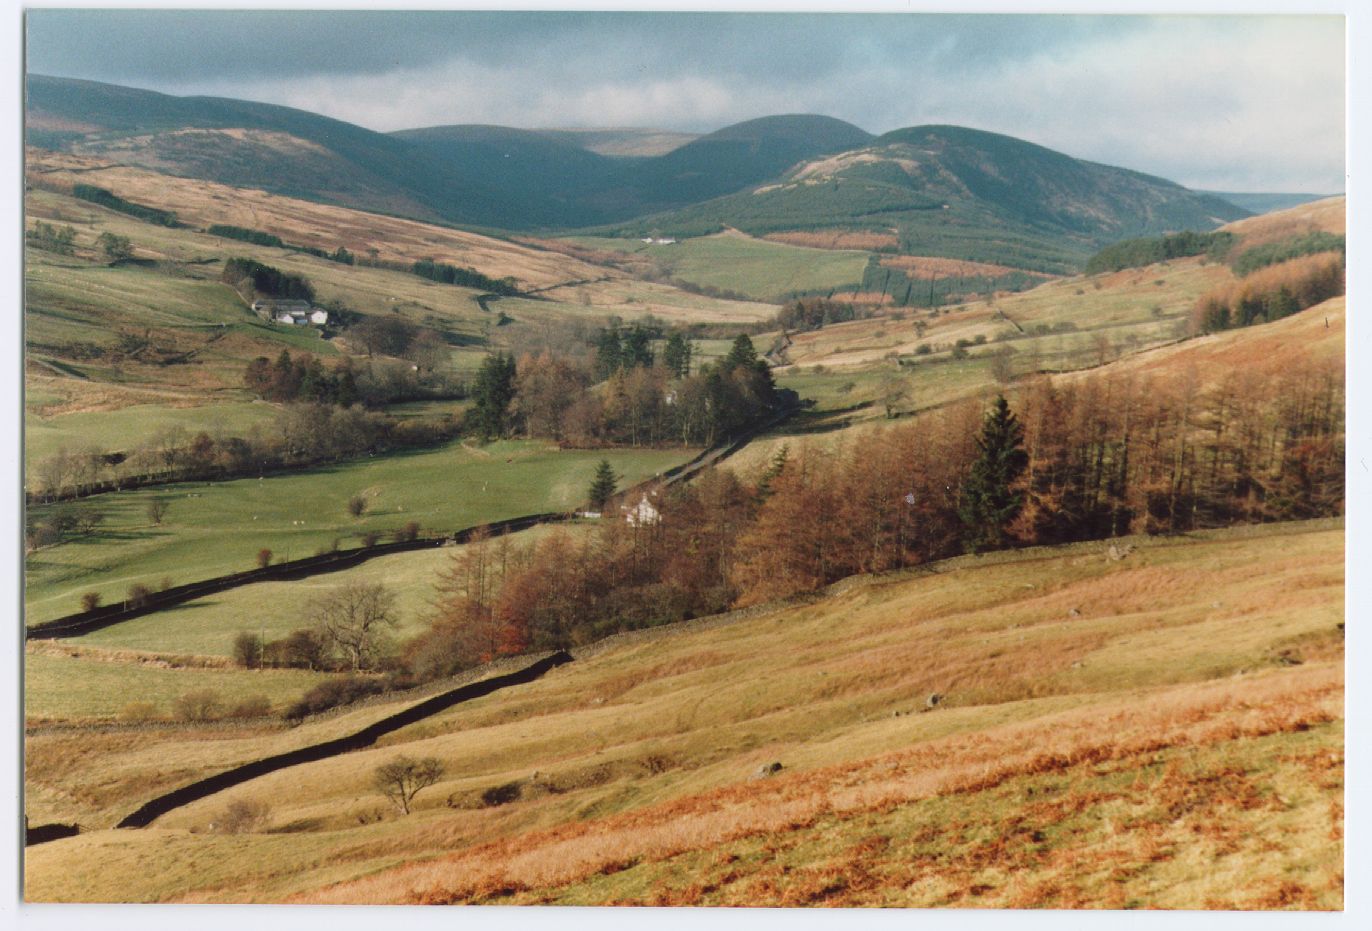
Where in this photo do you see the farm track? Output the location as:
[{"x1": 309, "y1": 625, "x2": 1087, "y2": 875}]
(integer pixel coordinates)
[{"x1": 25, "y1": 401, "x2": 799, "y2": 641}]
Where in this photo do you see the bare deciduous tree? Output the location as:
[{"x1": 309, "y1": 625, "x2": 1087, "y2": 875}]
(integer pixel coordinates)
[
  {"x1": 373, "y1": 755, "x2": 444, "y2": 814},
  {"x1": 307, "y1": 581, "x2": 399, "y2": 670}
]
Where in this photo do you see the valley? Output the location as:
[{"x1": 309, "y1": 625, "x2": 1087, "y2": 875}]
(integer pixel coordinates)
[{"x1": 20, "y1": 67, "x2": 1346, "y2": 912}]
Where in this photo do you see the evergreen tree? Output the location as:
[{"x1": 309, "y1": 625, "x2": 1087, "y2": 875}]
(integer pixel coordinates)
[
  {"x1": 622, "y1": 325, "x2": 655, "y2": 369},
  {"x1": 588, "y1": 459, "x2": 618, "y2": 512},
  {"x1": 595, "y1": 328, "x2": 622, "y2": 380},
  {"x1": 958, "y1": 395, "x2": 1029, "y2": 553},
  {"x1": 723, "y1": 334, "x2": 760, "y2": 370},
  {"x1": 663, "y1": 332, "x2": 692, "y2": 378},
  {"x1": 471, "y1": 353, "x2": 517, "y2": 442}
]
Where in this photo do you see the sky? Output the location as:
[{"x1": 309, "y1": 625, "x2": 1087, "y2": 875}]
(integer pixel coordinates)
[{"x1": 24, "y1": 8, "x2": 1346, "y2": 193}]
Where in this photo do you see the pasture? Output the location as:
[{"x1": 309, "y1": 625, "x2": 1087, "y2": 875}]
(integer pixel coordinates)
[
  {"x1": 24, "y1": 648, "x2": 332, "y2": 723},
  {"x1": 70, "y1": 523, "x2": 578, "y2": 657},
  {"x1": 562, "y1": 232, "x2": 871, "y2": 303},
  {"x1": 24, "y1": 439, "x2": 696, "y2": 625}
]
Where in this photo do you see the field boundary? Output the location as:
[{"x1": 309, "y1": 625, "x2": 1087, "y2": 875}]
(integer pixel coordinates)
[{"x1": 115, "y1": 650, "x2": 575, "y2": 829}]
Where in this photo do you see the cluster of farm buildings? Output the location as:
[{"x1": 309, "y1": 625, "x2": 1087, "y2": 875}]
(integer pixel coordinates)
[{"x1": 251, "y1": 299, "x2": 329, "y2": 327}]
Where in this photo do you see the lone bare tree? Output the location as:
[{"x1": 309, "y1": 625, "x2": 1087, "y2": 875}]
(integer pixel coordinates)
[
  {"x1": 307, "y1": 581, "x2": 399, "y2": 670},
  {"x1": 373, "y1": 755, "x2": 444, "y2": 814}
]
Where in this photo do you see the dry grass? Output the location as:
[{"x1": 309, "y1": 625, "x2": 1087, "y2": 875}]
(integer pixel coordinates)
[
  {"x1": 764, "y1": 230, "x2": 901, "y2": 252},
  {"x1": 26, "y1": 148, "x2": 602, "y2": 289},
  {"x1": 1220, "y1": 196, "x2": 1346, "y2": 250},
  {"x1": 300, "y1": 662, "x2": 1341, "y2": 905},
  {"x1": 23, "y1": 521, "x2": 1343, "y2": 905}
]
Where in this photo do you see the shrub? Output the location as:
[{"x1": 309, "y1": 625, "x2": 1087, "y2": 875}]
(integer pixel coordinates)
[
  {"x1": 228, "y1": 695, "x2": 272, "y2": 719},
  {"x1": 173, "y1": 689, "x2": 223, "y2": 722},
  {"x1": 97, "y1": 231, "x2": 133, "y2": 260},
  {"x1": 79, "y1": 591, "x2": 102, "y2": 612},
  {"x1": 119, "y1": 701, "x2": 159, "y2": 722},
  {"x1": 215, "y1": 799, "x2": 271, "y2": 834},
  {"x1": 233, "y1": 632, "x2": 263, "y2": 668},
  {"x1": 146, "y1": 499, "x2": 168, "y2": 525},
  {"x1": 283, "y1": 676, "x2": 386, "y2": 720},
  {"x1": 347, "y1": 494, "x2": 367, "y2": 517},
  {"x1": 396, "y1": 521, "x2": 421, "y2": 542},
  {"x1": 360, "y1": 531, "x2": 381, "y2": 548},
  {"x1": 126, "y1": 583, "x2": 154, "y2": 609},
  {"x1": 256, "y1": 548, "x2": 273, "y2": 569}
]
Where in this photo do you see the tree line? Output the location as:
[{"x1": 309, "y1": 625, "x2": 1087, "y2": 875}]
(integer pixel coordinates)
[
  {"x1": 26, "y1": 401, "x2": 460, "y2": 507},
  {"x1": 411, "y1": 258, "x2": 520, "y2": 296},
  {"x1": 399, "y1": 361, "x2": 1342, "y2": 676},
  {"x1": 1085, "y1": 230, "x2": 1236, "y2": 275},
  {"x1": 207, "y1": 224, "x2": 355, "y2": 265},
  {"x1": 71, "y1": 184, "x2": 180, "y2": 227}
]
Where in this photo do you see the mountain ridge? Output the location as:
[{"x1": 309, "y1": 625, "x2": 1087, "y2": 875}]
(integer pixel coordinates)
[{"x1": 27, "y1": 74, "x2": 1249, "y2": 272}]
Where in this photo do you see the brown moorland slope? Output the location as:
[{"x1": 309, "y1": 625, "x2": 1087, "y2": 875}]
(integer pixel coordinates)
[{"x1": 24, "y1": 520, "x2": 1342, "y2": 905}]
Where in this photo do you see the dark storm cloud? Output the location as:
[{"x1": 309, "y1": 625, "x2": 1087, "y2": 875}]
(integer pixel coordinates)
[
  {"x1": 25, "y1": 11, "x2": 1135, "y2": 86},
  {"x1": 24, "y1": 10, "x2": 1344, "y2": 192}
]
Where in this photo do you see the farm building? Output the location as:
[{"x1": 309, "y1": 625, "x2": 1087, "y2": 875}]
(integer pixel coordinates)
[
  {"x1": 622, "y1": 493, "x2": 661, "y2": 527},
  {"x1": 253, "y1": 299, "x2": 327, "y2": 326}
]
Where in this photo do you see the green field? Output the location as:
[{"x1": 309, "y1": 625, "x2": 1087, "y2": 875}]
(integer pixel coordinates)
[
  {"x1": 565, "y1": 233, "x2": 870, "y2": 302},
  {"x1": 25, "y1": 439, "x2": 696, "y2": 625},
  {"x1": 25, "y1": 400, "x2": 280, "y2": 467},
  {"x1": 70, "y1": 523, "x2": 577, "y2": 657},
  {"x1": 24, "y1": 651, "x2": 333, "y2": 722}
]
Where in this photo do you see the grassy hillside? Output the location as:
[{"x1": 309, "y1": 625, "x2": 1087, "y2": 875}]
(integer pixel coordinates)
[
  {"x1": 561, "y1": 231, "x2": 870, "y2": 302},
  {"x1": 30, "y1": 76, "x2": 871, "y2": 231},
  {"x1": 24, "y1": 520, "x2": 1343, "y2": 904},
  {"x1": 24, "y1": 440, "x2": 694, "y2": 625},
  {"x1": 600, "y1": 125, "x2": 1248, "y2": 275}
]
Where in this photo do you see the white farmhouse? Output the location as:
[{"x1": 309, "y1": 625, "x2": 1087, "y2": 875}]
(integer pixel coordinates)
[{"x1": 623, "y1": 494, "x2": 661, "y2": 527}]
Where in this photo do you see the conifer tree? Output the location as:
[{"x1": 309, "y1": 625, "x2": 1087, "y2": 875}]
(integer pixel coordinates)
[
  {"x1": 588, "y1": 459, "x2": 618, "y2": 512},
  {"x1": 471, "y1": 353, "x2": 517, "y2": 441},
  {"x1": 958, "y1": 395, "x2": 1029, "y2": 553},
  {"x1": 663, "y1": 332, "x2": 692, "y2": 378}
]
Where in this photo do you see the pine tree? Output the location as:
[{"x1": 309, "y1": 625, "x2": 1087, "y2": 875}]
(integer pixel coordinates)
[
  {"x1": 588, "y1": 459, "x2": 618, "y2": 512},
  {"x1": 471, "y1": 353, "x2": 517, "y2": 441},
  {"x1": 958, "y1": 395, "x2": 1029, "y2": 553},
  {"x1": 663, "y1": 332, "x2": 692, "y2": 378}
]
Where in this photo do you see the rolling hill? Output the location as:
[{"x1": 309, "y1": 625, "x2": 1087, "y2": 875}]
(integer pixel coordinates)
[
  {"x1": 29, "y1": 76, "x2": 1247, "y2": 274},
  {"x1": 24, "y1": 520, "x2": 1343, "y2": 904},
  {"x1": 28, "y1": 76, "x2": 869, "y2": 230},
  {"x1": 604, "y1": 126, "x2": 1250, "y2": 274}
]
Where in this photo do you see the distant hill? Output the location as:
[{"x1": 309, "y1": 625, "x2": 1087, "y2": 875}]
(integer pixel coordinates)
[
  {"x1": 534, "y1": 128, "x2": 698, "y2": 157},
  {"x1": 601, "y1": 126, "x2": 1250, "y2": 275},
  {"x1": 1202, "y1": 191, "x2": 1337, "y2": 215},
  {"x1": 28, "y1": 76, "x2": 1248, "y2": 272},
  {"x1": 28, "y1": 76, "x2": 869, "y2": 230}
]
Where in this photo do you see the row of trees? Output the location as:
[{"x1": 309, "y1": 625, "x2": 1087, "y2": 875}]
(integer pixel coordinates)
[
  {"x1": 29, "y1": 402, "x2": 460, "y2": 501},
  {"x1": 1085, "y1": 230, "x2": 1235, "y2": 275},
  {"x1": 411, "y1": 258, "x2": 520, "y2": 295},
  {"x1": 468, "y1": 335, "x2": 785, "y2": 447}
]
